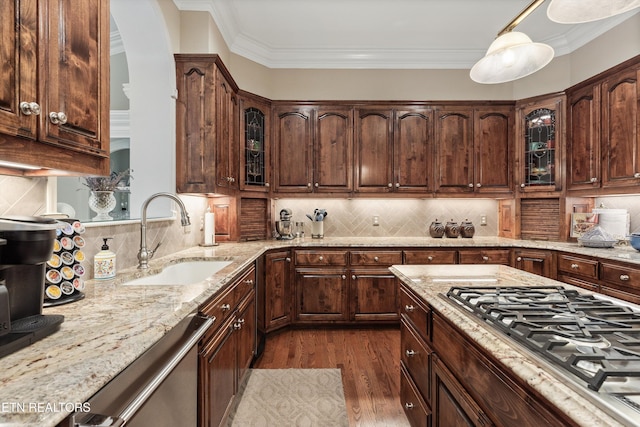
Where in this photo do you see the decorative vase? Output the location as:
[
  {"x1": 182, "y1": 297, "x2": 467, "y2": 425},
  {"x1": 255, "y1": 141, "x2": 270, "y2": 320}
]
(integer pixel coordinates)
[
  {"x1": 460, "y1": 219, "x2": 475, "y2": 238},
  {"x1": 88, "y1": 191, "x2": 117, "y2": 221},
  {"x1": 429, "y1": 219, "x2": 445, "y2": 238},
  {"x1": 444, "y1": 220, "x2": 460, "y2": 238}
]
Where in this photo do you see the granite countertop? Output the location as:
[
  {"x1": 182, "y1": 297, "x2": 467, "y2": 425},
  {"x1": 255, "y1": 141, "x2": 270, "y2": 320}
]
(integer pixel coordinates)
[
  {"x1": 390, "y1": 263, "x2": 629, "y2": 427},
  {"x1": 1, "y1": 236, "x2": 639, "y2": 426}
]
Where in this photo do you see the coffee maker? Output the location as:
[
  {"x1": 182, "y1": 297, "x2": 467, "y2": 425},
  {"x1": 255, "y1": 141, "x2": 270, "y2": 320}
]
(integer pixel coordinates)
[
  {"x1": 275, "y1": 208, "x2": 295, "y2": 240},
  {"x1": 0, "y1": 216, "x2": 63, "y2": 358}
]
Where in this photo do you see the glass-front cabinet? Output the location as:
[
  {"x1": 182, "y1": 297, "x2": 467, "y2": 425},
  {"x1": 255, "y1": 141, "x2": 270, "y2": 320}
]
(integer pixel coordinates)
[
  {"x1": 516, "y1": 94, "x2": 564, "y2": 195},
  {"x1": 239, "y1": 94, "x2": 270, "y2": 191}
]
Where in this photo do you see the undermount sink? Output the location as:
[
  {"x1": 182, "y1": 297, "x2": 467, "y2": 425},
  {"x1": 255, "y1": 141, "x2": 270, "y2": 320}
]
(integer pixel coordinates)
[{"x1": 123, "y1": 260, "x2": 233, "y2": 286}]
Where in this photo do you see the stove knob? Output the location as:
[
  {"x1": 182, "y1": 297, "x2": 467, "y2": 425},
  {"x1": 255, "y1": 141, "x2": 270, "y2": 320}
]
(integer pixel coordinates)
[{"x1": 482, "y1": 256, "x2": 489, "y2": 262}]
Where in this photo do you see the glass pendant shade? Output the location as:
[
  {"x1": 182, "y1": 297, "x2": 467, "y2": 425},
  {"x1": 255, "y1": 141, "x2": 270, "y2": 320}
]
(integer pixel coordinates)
[
  {"x1": 547, "y1": 0, "x2": 640, "y2": 24},
  {"x1": 470, "y1": 32, "x2": 554, "y2": 84}
]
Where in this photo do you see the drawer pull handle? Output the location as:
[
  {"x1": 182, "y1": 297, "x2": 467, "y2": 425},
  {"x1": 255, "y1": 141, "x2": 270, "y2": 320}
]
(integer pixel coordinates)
[
  {"x1": 405, "y1": 402, "x2": 414, "y2": 410},
  {"x1": 482, "y1": 256, "x2": 489, "y2": 261},
  {"x1": 571, "y1": 263, "x2": 579, "y2": 269},
  {"x1": 405, "y1": 349, "x2": 417, "y2": 357},
  {"x1": 221, "y1": 303, "x2": 231, "y2": 311},
  {"x1": 620, "y1": 274, "x2": 630, "y2": 281},
  {"x1": 233, "y1": 322, "x2": 242, "y2": 330},
  {"x1": 405, "y1": 305, "x2": 415, "y2": 312},
  {"x1": 244, "y1": 279, "x2": 254, "y2": 286}
]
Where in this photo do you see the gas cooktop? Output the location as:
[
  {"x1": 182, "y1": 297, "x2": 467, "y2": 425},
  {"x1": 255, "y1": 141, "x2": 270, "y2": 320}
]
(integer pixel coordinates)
[{"x1": 446, "y1": 285, "x2": 640, "y2": 425}]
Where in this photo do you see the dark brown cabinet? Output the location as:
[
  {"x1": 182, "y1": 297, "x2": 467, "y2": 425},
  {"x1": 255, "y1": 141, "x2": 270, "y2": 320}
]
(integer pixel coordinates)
[
  {"x1": 175, "y1": 54, "x2": 239, "y2": 194},
  {"x1": 513, "y1": 248, "x2": 556, "y2": 279},
  {"x1": 515, "y1": 94, "x2": 564, "y2": 195},
  {"x1": 434, "y1": 106, "x2": 512, "y2": 194},
  {"x1": 0, "y1": 0, "x2": 110, "y2": 175},
  {"x1": 566, "y1": 84, "x2": 601, "y2": 191},
  {"x1": 404, "y1": 250, "x2": 457, "y2": 264},
  {"x1": 199, "y1": 265, "x2": 256, "y2": 427},
  {"x1": 355, "y1": 107, "x2": 434, "y2": 193},
  {"x1": 294, "y1": 268, "x2": 349, "y2": 322},
  {"x1": 350, "y1": 249, "x2": 401, "y2": 322},
  {"x1": 458, "y1": 249, "x2": 511, "y2": 265},
  {"x1": 272, "y1": 104, "x2": 352, "y2": 193},
  {"x1": 261, "y1": 250, "x2": 292, "y2": 332}
]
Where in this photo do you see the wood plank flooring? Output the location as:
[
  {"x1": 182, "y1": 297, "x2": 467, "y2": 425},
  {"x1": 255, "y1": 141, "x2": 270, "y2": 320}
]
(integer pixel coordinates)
[{"x1": 253, "y1": 327, "x2": 410, "y2": 427}]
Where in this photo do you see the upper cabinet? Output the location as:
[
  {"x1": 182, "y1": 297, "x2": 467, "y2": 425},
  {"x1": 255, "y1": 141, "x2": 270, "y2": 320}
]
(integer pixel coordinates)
[
  {"x1": 566, "y1": 57, "x2": 640, "y2": 194},
  {"x1": 0, "y1": 0, "x2": 110, "y2": 175},
  {"x1": 273, "y1": 104, "x2": 353, "y2": 193},
  {"x1": 175, "y1": 54, "x2": 239, "y2": 194},
  {"x1": 515, "y1": 94, "x2": 564, "y2": 196},
  {"x1": 434, "y1": 105, "x2": 513, "y2": 195},
  {"x1": 239, "y1": 92, "x2": 271, "y2": 192},
  {"x1": 355, "y1": 107, "x2": 434, "y2": 193}
]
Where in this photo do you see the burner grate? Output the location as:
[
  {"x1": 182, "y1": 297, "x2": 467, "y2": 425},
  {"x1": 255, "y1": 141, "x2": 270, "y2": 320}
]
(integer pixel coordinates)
[{"x1": 447, "y1": 286, "x2": 640, "y2": 392}]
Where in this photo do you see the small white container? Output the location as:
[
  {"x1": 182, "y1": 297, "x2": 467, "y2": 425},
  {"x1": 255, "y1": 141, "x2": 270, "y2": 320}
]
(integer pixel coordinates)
[
  {"x1": 94, "y1": 238, "x2": 116, "y2": 279},
  {"x1": 311, "y1": 221, "x2": 324, "y2": 239}
]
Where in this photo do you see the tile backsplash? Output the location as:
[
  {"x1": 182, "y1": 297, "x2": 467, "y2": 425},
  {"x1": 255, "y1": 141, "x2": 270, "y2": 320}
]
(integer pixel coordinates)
[
  {"x1": 273, "y1": 198, "x2": 499, "y2": 238},
  {"x1": 2, "y1": 175, "x2": 640, "y2": 278}
]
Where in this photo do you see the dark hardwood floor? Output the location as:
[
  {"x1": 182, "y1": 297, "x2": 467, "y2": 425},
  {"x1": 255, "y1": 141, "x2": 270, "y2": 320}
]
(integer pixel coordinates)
[{"x1": 253, "y1": 327, "x2": 410, "y2": 427}]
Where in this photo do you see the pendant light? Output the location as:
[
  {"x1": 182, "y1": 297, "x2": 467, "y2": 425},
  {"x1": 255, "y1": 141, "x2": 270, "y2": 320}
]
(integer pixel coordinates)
[
  {"x1": 547, "y1": 0, "x2": 640, "y2": 24},
  {"x1": 470, "y1": 0, "x2": 554, "y2": 84}
]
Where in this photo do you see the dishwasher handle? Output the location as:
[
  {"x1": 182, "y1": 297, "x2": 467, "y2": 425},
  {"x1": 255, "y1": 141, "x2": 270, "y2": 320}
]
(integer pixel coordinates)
[{"x1": 73, "y1": 315, "x2": 215, "y2": 427}]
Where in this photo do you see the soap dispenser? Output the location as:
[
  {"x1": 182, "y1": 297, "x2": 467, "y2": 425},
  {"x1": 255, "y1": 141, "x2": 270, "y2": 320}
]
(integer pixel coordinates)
[{"x1": 94, "y1": 238, "x2": 116, "y2": 279}]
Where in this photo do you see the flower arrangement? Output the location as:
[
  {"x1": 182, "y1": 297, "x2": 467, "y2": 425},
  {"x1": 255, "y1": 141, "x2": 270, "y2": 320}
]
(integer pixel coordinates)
[{"x1": 82, "y1": 169, "x2": 132, "y2": 192}]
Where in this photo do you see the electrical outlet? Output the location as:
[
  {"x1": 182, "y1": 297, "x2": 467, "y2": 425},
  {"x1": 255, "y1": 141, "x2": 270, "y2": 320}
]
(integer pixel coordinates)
[
  {"x1": 373, "y1": 215, "x2": 380, "y2": 226},
  {"x1": 480, "y1": 214, "x2": 487, "y2": 226}
]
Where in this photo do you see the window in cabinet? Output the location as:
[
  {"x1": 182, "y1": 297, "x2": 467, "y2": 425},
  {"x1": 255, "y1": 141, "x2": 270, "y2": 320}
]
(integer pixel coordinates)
[
  {"x1": 524, "y1": 108, "x2": 557, "y2": 188},
  {"x1": 244, "y1": 107, "x2": 266, "y2": 187}
]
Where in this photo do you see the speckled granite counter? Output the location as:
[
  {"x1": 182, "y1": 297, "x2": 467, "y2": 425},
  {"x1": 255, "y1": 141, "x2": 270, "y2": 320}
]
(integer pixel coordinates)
[
  {"x1": 1, "y1": 236, "x2": 639, "y2": 426},
  {"x1": 390, "y1": 263, "x2": 630, "y2": 427}
]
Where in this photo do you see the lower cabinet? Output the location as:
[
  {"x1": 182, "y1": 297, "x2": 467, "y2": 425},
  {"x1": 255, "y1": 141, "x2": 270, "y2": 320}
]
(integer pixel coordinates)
[
  {"x1": 262, "y1": 250, "x2": 292, "y2": 332},
  {"x1": 199, "y1": 265, "x2": 256, "y2": 427},
  {"x1": 513, "y1": 248, "x2": 556, "y2": 279},
  {"x1": 351, "y1": 267, "x2": 399, "y2": 322},
  {"x1": 295, "y1": 267, "x2": 349, "y2": 322},
  {"x1": 458, "y1": 249, "x2": 511, "y2": 265}
]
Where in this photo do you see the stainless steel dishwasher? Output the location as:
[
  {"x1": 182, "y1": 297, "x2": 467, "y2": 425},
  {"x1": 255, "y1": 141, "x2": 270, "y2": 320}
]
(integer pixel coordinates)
[{"x1": 68, "y1": 311, "x2": 214, "y2": 427}]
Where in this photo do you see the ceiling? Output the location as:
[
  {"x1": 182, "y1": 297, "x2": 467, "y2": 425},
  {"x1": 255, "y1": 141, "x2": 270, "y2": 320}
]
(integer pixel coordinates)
[{"x1": 172, "y1": 0, "x2": 638, "y2": 69}]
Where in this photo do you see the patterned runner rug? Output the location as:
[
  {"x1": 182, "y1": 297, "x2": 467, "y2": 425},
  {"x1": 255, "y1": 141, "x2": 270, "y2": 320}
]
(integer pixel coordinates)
[{"x1": 227, "y1": 368, "x2": 349, "y2": 427}]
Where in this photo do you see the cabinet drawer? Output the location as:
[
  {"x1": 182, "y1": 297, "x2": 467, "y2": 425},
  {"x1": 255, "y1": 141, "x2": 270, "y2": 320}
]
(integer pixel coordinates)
[
  {"x1": 200, "y1": 285, "x2": 236, "y2": 337},
  {"x1": 350, "y1": 250, "x2": 402, "y2": 266},
  {"x1": 294, "y1": 250, "x2": 348, "y2": 266},
  {"x1": 401, "y1": 319, "x2": 432, "y2": 404},
  {"x1": 557, "y1": 274, "x2": 599, "y2": 293},
  {"x1": 459, "y1": 249, "x2": 511, "y2": 264},
  {"x1": 400, "y1": 286, "x2": 430, "y2": 341},
  {"x1": 400, "y1": 366, "x2": 431, "y2": 427},
  {"x1": 557, "y1": 254, "x2": 598, "y2": 280},
  {"x1": 600, "y1": 262, "x2": 640, "y2": 291},
  {"x1": 233, "y1": 266, "x2": 256, "y2": 304},
  {"x1": 404, "y1": 250, "x2": 457, "y2": 264}
]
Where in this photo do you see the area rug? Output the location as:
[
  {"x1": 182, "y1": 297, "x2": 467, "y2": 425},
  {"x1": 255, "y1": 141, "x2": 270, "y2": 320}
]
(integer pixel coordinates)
[{"x1": 227, "y1": 368, "x2": 349, "y2": 427}]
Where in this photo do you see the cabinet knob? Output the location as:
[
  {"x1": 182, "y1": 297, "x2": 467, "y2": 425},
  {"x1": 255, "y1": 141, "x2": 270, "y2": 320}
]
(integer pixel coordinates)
[
  {"x1": 307, "y1": 183, "x2": 312, "y2": 188},
  {"x1": 352, "y1": 275, "x2": 357, "y2": 280},
  {"x1": 476, "y1": 183, "x2": 482, "y2": 188},
  {"x1": 265, "y1": 182, "x2": 270, "y2": 187},
  {"x1": 571, "y1": 263, "x2": 579, "y2": 270},
  {"x1": 221, "y1": 303, "x2": 231, "y2": 311},
  {"x1": 427, "y1": 256, "x2": 433, "y2": 261},
  {"x1": 590, "y1": 177, "x2": 598, "y2": 183},
  {"x1": 237, "y1": 318, "x2": 245, "y2": 324},
  {"x1": 405, "y1": 349, "x2": 417, "y2": 357},
  {"x1": 19, "y1": 101, "x2": 41, "y2": 116},
  {"x1": 233, "y1": 322, "x2": 242, "y2": 330},
  {"x1": 373, "y1": 256, "x2": 379, "y2": 262},
  {"x1": 404, "y1": 304, "x2": 415, "y2": 312},
  {"x1": 314, "y1": 183, "x2": 319, "y2": 187},
  {"x1": 482, "y1": 256, "x2": 489, "y2": 261},
  {"x1": 230, "y1": 177, "x2": 235, "y2": 183},
  {"x1": 620, "y1": 274, "x2": 630, "y2": 281},
  {"x1": 244, "y1": 279, "x2": 254, "y2": 286},
  {"x1": 520, "y1": 183, "x2": 526, "y2": 188},
  {"x1": 318, "y1": 256, "x2": 324, "y2": 261},
  {"x1": 395, "y1": 183, "x2": 400, "y2": 187},
  {"x1": 285, "y1": 257, "x2": 291, "y2": 262},
  {"x1": 404, "y1": 403, "x2": 415, "y2": 410},
  {"x1": 49, "y1": 111, "x2": 67, "y2": 125},
  {"x1": 387, "y1": 183, "x2": 393, "y2": 187},
  {"x1": 516, "y1": 257, "x2": 522, "y2": 262},
  {"x1": 468, "y1": 183, "x2": 474, "y2": 188},
  {"x1": 635, "y1": 173, "x2": 640, "y2": 179},
  {"x1": 341, "y1": 275, "x2": 346, "y2": 280}
]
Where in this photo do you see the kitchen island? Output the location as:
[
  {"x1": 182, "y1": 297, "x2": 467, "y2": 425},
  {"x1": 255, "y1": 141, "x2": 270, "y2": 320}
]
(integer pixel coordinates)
[
  {"x1": 391, "y1": 263, "x2": 636, "y2": 427},
  {"x1": 1, "y1": 236, "x2": 639, "y2": 426}
]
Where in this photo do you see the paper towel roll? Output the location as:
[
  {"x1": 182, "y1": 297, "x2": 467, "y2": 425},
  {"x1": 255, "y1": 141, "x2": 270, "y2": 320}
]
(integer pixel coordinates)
[{"x1": 204, "y1": 211, "x2": 215, "y2": 245}]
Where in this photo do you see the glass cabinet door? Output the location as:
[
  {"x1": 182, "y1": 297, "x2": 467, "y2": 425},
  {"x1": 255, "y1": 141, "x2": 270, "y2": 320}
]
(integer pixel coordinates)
[
  {"x1": 524, "y1": 108, "x2": 556, "y2": 187},
  {"x1": 244, "y1": 107, "x2": 266, "y2": 187}
]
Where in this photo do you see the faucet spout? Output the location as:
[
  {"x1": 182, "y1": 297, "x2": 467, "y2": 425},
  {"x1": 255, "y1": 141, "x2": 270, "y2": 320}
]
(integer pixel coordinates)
[{"x1": 137, "y1": 192, "x2": 191, "y2": 269}]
